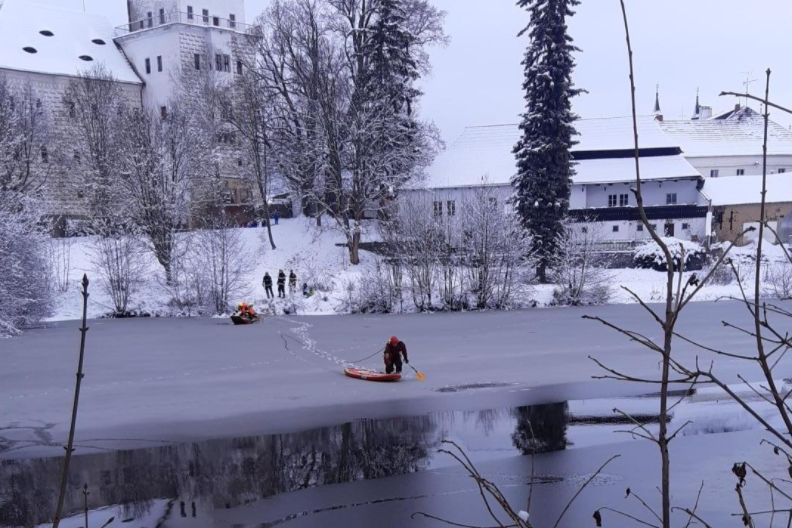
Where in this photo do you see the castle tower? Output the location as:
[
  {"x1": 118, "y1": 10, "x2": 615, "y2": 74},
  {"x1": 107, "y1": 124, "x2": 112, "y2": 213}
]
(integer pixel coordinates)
[{"x1": 116, "y1": 0, "x2": 248, "y2": 114}]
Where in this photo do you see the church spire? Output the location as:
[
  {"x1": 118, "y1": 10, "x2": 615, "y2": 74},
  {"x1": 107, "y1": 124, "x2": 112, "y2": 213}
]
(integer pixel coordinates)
[
  {"x1": 653, "y1": 84, "x2": 661, "y2": 115},
  {"x1": 692, "y1": 87, "x2": 701, "y2": 120}
]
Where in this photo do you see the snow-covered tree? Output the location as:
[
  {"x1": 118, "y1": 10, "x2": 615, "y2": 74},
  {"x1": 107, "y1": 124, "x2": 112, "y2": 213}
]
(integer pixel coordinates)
[
  {"x1": 244, "y1": 0, "x2": 445, "y2": 264},
  {"x1": 120, "y1": 103, "x2": 213, "y2": 283},
  {"x1": 62, "y1": 66, "x2": 132, "y2": 233},
  {"x1": 0, "y1": 192, "x2": 53, "y2": 336},
  {"x1": 0, "y1": 76, "x2": 62, "y2": 195},
  {"x1": 512, "y1": 0, "x2": 582, "y2": 283}
]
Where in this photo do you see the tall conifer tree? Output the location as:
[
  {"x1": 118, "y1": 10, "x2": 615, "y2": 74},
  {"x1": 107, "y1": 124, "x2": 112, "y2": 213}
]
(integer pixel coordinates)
[{"x1": 512, "y1": 0, "x2": 582, "y2": 282}]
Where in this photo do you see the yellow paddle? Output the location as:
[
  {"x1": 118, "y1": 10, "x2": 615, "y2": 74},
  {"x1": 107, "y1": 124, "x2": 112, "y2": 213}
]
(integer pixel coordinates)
[{"x1": 407, "y1": 362, "x2": 426, "y2": 381}]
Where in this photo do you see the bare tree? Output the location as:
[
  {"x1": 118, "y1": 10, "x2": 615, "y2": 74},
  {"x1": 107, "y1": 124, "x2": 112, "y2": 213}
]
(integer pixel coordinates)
[
  {"x1": 191, "y1": 216, "x2": 252, "y2": 315},
  {"x1": 551, "y1": 221, "x2": 612, "y2": 306},
  {"x1": 89, "y1": 233, "x2": 146, "y2": 316},
  {"x1": 461, "y1": 184, "x2": 531, "y2": 309}
]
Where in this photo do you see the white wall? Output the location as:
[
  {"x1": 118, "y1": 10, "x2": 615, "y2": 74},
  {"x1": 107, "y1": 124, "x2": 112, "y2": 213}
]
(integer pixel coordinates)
[
  {"x1": 688, "y1": 155, "x2": 792, "y2": 178},
  {"x1": 582, "y1": 179, "x2": 703, "y2": 208},
  {"x1": 570, "y1": 217, "x2": 707, "y2": 243}
]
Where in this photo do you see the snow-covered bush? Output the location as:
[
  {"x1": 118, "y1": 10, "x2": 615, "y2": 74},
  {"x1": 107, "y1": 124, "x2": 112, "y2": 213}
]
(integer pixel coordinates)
[
  {"x1": 551, "y1": 222, "x2": 612, "y2": 306},
  {"x1": 0, "y1": 194, "x2": 54, "y2": 336},
  {"x1": 633, "y1": 237, "x2": 706, "y2": 271},
  {"x1": 89, "y1": 233, "x2": 147, "y2": 316},
  {"x1": 345, "y1": 259, "x2": 405, "y2": 314},
  {"x1": 191, "y1": 219, "x2": 251, "y2": 315},
  {"x1": 462, "y1": 186, "x2": 531, "y2": 310},
  {"x1": 765, "y1": 261, "x2": 792, "y2": 300},
  {"x1": 703, "y1": 259, "x2": 734, "y2": 286}
]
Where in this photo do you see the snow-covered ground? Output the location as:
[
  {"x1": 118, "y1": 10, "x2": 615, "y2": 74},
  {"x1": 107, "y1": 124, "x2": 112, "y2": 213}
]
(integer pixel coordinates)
[{"x1": 45, "y1": 217, "x2": 792, "y2": 322}]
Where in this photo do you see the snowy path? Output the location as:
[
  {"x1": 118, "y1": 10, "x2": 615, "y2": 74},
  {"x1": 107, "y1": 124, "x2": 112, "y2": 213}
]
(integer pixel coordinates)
[{"x1": 1, "y1": 301, "x2": 788, "y2": 459}]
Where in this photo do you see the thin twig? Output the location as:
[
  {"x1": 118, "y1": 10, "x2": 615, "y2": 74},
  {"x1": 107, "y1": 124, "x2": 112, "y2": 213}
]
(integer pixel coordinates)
[{"x1": 553, "y1": 455, "x2": 621, "y2": 528}]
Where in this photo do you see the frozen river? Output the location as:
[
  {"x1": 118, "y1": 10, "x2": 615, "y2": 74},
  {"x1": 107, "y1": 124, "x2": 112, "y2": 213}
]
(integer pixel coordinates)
[{"x1": 1, "y1": 302, "x2": 790, "y2": 526}]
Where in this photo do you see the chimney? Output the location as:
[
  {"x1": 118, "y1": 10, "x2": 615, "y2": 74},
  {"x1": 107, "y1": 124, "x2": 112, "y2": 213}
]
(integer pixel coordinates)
[
  {"x1": 699, "y1": 106, "x2": 712, "y2": 120},
  {"x1": 735, "y1": 103, "x2": 741, "y2": 112},
  {"x1": 654, "y1": 114, "x2": 664, "y2": 122}
]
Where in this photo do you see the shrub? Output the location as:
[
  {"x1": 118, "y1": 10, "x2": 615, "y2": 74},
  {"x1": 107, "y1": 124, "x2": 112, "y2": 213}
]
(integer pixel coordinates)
[{"x1": 633, "y1": 237, "x2": 706, "y2": 271}]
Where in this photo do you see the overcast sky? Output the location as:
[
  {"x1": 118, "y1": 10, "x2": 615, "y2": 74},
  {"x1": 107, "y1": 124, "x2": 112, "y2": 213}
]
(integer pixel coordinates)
[{"x1": 52, "y1": 0, "x2": 792, "y2": 143}]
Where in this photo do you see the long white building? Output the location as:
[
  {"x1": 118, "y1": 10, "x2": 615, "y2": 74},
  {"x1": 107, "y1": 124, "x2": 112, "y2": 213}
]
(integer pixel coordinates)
[{"x1": 405, "y1": 116, "x2": 710, "y2": 244}]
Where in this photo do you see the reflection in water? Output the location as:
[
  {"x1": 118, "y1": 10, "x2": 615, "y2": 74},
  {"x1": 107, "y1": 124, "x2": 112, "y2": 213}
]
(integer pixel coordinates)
[
  {"x1": 0, "y1": 417, "x2": 438, "y2": 526},
  {"x1": 5, "y1": 393, "x2": 708, "y2": 527}
]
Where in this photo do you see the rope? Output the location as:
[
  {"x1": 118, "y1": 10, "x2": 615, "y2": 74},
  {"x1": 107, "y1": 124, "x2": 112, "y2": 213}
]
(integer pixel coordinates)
[{"x1": 349, "y1": 347, "x2": 385, "y2": 364}]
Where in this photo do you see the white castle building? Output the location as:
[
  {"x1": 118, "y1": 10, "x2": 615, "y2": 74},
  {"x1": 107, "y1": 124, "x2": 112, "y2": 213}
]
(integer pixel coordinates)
[{"x1": 0, "y1": 0, "x2": 252, "y2": 222}]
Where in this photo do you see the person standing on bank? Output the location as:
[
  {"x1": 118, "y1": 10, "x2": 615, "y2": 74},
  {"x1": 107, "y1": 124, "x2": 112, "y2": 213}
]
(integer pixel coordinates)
[
  {"x1": 277, "y1": 269, "x2": 286, "y2": 298},
  {"x1": 289, "y1": 270, "x2": 297, "y2": 294},
  {"x1": 263, "y1": 272, "x2": 274, "y2": 299}
]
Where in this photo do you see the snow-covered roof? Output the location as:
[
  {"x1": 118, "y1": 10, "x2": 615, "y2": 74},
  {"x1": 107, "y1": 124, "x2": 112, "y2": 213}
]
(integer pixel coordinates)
[
  {"x1": 423, "y1": 116, "x2": 697, "y2": 190},
  {"x1": 574, "y1": 155, "x2": 700, "y2": 185},
  {"x1": 658, "y1": 116, "x2": 792, "y2": 158},
  {"x1": 704, "y1": 174, "x2": 792, "y2": 206},
  {"x1": 0, "y1": 0, "x2": 141, "y2": 84}
]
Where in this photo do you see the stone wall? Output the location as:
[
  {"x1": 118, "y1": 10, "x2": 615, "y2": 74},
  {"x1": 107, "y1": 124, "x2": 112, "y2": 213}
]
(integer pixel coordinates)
[{"x1": 713, "y1": 202, "x2": 792, "y2": 245}]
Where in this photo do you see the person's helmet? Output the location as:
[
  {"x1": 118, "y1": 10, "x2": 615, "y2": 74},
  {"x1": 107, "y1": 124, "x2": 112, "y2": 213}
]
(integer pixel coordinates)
[{"x1": 390, "y1": 336, "x2": 399, "y2": 345}]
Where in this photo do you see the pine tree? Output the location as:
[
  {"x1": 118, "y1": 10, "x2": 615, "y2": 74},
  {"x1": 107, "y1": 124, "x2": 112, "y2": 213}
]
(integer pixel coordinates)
[{"x1": 512, "y1": 0, "x2": 582, "y2": 283}]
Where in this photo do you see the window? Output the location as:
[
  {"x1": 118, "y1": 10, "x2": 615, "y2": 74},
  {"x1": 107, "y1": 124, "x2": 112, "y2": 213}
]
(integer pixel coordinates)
[
  {"x1": 40, "y1": 146, "x2": 48, "y2": 163},
  {"x1": 229, "y1": 14, "x2": 237, "y2": 28},
  {"x1": 666, "y1": 193, "x2": 678, "y2": 205},
  {"x1": 73, "y1": 151, "x2": 81, "y2": 164},
  {"x1": 147, "y1": 12, "x2": 153, "y2": 28},
  {"x1": 637, "y1": 224, "x2": 644, "y2": 232},
  {"x1": 238, "y1": 159, "x2": 243, "y2": 167},
  {"x1": 447, "y1": 200, "x2": 456, "y2": 216},
  {"x1": 187, "y1": 6, "x2": 194, "y2": 20},
  {"x1": 710, "y1": 169, "x2": 719, "y2": 178},
  {"x1": 145, "y1": 58, "x2": 151, "y2": 74},
  {"x1": 488, "y1": 197, "x2": 497, "y2": 208},
  {"x1": 433, "y1": 201, "x2": 442, "y2": 217},
  {"x1": 194, "y1": 53, "x2": 201, "y2": 70},
  {"x1": 612, "y1": 225, "x2": 619, "y2": 233},
  {"x1": 160, "y1": 106, "x2": 167, "y2": 119},
  {"x1": 780, "y1": 168, "x2": 787, "y2": 174},
  {"x1": 651, "y1": 224, "x2": 657, "y2": 230},
  {"x1": 157, "y1": 56, "x2": 163, "y2": 72},
  {"x1": 736, "y1": 169, "x2": 745, "y2": 176},
  {"x1": 203, "y1": 9, "x2": 209, "y2": 23},
  {"x1": 36, "y1": 99, "x2": 42, "y2": 109},
  {"x1": 213, "y1": 16, "x2": 220, "y2": 26},
  {"x1": 216, "y1": 54, "x2": 230, "y2": 72},
  {"x1": 139, "y1": 20, "x2": 145, "y2": 30},
  {"x1": 159, "y1": 8, "x2": 165, "y2": 24},
  {"x1": 608, "y1": 194, "x2": 617, "y2": 207},
  {"x1": 682, "y1": 223, "x2": 690, "y2": 230},
  {"x1": 236, "y1": 60, "x2": 243, "y2": 75},
  {"x1": 619, "y1": 193, "x2": 629, "y2": 206},
  {"x1": 67, "y1": 101, "x2": 76, "y2": 118},
  {"x1": 581, "y1": 226, "x2": 588, "y2": 234}
]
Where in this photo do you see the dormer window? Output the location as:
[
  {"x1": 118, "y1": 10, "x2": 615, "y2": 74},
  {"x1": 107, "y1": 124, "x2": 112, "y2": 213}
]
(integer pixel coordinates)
[
  {"x1": 23, "y1": 47, "x2": 38, "y2": 54},
  {"x1": 39, "y1": 30, "x2": 54, "y2": 37},
  {"x1": 79, "y1": 55, "x2": 94, "y2": 62},
  {"x1": 229, "y1": 14, "x2": 236, "y2": 28},
  {"x1": 92, "y1": 39, "x2": 106, "y2": 45}
]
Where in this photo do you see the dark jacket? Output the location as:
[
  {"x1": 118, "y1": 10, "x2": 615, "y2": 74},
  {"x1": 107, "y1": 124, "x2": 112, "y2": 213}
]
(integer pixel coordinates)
[
  {"x1": 289, "y1": 272, "x2": 297, "y2": 285},
  {"x1": 384, "y1": 341, "x2": 408, "y2": 363},
  {"x1": 277, "y1": 272, "x2": 286, "y2": 285},
  {"x1": 263, "y1": 274, "x2": 272, "y2": 286}
]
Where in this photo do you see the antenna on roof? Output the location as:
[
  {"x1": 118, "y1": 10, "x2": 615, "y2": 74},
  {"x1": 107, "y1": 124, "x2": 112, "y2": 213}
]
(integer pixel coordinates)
[{"x1": 741, "y1": 71, "x2": 757, "y2": 109}]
